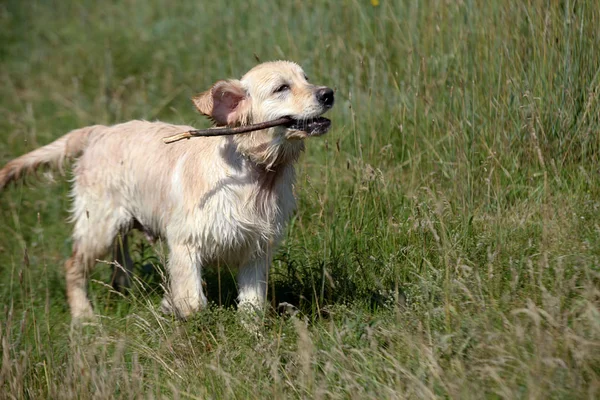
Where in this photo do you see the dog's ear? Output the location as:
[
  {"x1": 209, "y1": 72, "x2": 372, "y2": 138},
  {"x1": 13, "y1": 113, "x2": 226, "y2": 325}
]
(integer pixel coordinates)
[{"x1": 192, "y1": 80, "x2": 250, "y2": 126}]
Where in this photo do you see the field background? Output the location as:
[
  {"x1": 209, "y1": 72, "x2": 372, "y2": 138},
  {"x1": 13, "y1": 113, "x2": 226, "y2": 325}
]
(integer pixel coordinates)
[{"x1": 1, "y1": 0, "x2": 599, "y2": 398}]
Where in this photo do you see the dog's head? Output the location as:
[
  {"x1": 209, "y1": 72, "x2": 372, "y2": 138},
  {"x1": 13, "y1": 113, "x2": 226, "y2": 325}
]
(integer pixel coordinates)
[{"x1": 192, "y1": 61, "x2": 334, "y2": 166}]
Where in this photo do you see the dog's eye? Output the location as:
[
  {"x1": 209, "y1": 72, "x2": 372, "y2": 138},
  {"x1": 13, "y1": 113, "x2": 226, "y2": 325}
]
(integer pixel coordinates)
[
  {"x1": 274, "y1": 84, "x2": 290, "y2": 93},
  {"x1": 304, "y1": 75, "x2": 309, "y2": 82}
]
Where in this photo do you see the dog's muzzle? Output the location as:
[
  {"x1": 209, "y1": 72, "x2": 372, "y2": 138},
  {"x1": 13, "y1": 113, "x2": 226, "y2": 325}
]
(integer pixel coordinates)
[{"x1": 285, "y1": 87, "x2": 334, "y2": 136}]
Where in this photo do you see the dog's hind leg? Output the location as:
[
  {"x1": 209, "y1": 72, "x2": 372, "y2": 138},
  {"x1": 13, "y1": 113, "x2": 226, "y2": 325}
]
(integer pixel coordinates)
[
  {"x1": 65, "y1": 247, "x2": 97, "y2": 320},
  {"x1": 111, "y1": 233, "x2": 134, "y2": 292},
  {"x1": 67, "y1": 190, "x2": 130, "y2": 319}
]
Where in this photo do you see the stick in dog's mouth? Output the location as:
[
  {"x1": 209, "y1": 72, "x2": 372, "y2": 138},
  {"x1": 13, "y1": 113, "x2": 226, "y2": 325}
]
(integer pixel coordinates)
[
  {"x1": 162, "y1": 116, "x2": 331, "y2": 144},
  {"x1": 286, "y1": 117, "x2": 331, "y2": 137}
]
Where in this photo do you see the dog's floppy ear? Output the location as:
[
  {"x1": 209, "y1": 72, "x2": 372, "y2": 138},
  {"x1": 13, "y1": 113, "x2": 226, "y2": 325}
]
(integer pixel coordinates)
[{"x1": 192, "y1": 80, "x2": 250, "y2": 126}]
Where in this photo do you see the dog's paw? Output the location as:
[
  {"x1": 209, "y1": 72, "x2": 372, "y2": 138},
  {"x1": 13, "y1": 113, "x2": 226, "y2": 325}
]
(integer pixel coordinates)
[
  {"x1": 160, "y1": 297, "x2": 175, "y2": 315},
  {"x1": 160, "y1": 296, "x2": 206, "y2": 320},
  {"x1": 70, "y1": 307, "x2": 98, "y2": 329},
  {"x1": 237, "y1": 301, "x2": 266, "y2": 335},
  {"x1": 70, "y1": 301, "x2": 95, "y2": 321}
]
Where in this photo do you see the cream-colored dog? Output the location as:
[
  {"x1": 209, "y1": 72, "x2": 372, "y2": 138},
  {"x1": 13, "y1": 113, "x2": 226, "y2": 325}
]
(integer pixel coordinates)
[{"x1": 0, "y1": 61, "x2": 334, "y2": 319}]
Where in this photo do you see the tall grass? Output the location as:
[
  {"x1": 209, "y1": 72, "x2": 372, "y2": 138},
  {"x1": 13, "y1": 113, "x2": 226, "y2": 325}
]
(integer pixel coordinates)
[{"x1": 1, "y1": 0, "x2": 599, "y2": 398}]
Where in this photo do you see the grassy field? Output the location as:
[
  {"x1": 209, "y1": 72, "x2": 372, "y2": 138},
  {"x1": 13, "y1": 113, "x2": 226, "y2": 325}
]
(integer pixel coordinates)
[{"x1": 1, "y1": 0, "x2": 600, "y2": 398}]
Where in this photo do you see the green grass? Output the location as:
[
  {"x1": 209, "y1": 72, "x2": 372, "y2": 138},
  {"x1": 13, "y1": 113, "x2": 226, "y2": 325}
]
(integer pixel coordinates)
[{"x1": 1, "y1": 0, "x2": 600, "y2": 398}]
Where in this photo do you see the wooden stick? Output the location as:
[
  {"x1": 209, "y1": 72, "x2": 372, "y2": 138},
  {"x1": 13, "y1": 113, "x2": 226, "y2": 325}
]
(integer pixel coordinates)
[{"x1": 162, "y1": 117, "x2": 293, "y2": 144}]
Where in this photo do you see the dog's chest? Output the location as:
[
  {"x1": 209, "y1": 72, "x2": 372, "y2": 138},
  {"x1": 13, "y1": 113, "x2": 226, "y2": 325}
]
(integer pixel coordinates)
[{"x1": 192, "y1": 165, "x2": 295, "y2": 261}]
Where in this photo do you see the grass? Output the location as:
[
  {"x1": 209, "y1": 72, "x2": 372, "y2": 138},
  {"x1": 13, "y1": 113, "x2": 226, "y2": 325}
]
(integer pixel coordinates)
[{"x1": 1, "y1": 0, "x2": 600, "y2": 398}]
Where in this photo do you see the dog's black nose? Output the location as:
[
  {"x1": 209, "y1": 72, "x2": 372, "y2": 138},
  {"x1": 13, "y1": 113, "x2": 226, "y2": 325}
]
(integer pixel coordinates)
[{"x1": 317, "y1": 87, "x2": 334, "y2": 108}]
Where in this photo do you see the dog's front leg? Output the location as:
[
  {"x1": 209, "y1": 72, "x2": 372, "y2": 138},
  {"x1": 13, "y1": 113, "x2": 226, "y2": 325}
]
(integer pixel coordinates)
[
  {"x1": 161, "y1": 243, "x2": 207, "y2": 319},
  {"x1": 237, "y1": 255, "x2": 269, "y2": 313}
]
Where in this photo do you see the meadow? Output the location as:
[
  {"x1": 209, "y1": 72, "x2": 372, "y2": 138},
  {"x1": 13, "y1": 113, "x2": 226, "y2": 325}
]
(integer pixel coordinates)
[{"x1": 1, "y1": 0, "x2": 599, "y2": 398}]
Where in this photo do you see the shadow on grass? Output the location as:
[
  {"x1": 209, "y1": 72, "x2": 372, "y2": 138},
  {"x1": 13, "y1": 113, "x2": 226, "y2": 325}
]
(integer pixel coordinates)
[{"x1": 127, "y1": 241, "x2": 398, "y2": 318}]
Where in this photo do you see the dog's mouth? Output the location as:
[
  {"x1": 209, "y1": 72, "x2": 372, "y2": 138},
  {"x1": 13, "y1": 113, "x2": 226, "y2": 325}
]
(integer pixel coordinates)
[{"x1": 285, "y1": 117, "x2": 331, "y2": 137}]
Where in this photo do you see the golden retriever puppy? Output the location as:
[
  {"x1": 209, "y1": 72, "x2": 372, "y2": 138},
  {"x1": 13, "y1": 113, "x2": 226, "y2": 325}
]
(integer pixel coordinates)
[{"x1": 0, "y1": 61, "x2": 334, "y2": 319}]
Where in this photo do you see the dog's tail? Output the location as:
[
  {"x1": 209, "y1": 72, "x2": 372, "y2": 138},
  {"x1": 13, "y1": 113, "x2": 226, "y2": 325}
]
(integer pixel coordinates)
[{"x1": 0, "y1": 125, "x2": 102, "y2": 190}]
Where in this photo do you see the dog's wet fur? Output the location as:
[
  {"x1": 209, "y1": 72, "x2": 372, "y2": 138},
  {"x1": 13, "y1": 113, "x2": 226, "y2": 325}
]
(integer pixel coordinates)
[{"x1": 0, "y1": 61, "x2": 334, "y2": 320}]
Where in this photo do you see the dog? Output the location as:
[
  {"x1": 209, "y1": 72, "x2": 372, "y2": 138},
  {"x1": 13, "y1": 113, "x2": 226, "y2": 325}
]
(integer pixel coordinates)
[{"x1": 0, "y1": 60, "x2": 334, "y2": 319}]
